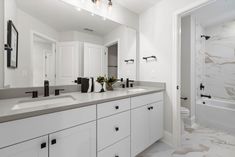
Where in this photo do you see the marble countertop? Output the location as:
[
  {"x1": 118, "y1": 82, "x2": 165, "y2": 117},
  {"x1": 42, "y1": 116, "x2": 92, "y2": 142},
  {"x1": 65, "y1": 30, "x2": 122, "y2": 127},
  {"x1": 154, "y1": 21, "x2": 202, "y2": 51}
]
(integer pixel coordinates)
[{"x1": 0, "y1": 86, "x2": 164, "y2": 123}]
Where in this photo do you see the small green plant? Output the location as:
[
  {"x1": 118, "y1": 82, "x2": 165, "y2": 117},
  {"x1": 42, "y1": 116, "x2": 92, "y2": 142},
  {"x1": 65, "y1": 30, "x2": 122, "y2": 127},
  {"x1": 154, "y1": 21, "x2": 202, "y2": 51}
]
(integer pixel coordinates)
[{"x1": 105, "y1": 76, "x2": 117, "y2": 91}]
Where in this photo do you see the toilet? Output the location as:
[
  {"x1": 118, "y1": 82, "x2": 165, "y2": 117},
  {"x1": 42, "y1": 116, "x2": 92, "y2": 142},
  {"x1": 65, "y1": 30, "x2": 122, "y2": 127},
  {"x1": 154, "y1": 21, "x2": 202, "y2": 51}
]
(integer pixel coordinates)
[{"x1": 181, "y1": 106, "x2": 190, "y2": 134}]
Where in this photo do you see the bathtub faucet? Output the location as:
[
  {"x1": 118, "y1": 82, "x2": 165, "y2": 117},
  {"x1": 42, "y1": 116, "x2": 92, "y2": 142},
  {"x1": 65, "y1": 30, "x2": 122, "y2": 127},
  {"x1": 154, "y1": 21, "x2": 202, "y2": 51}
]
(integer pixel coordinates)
[{"x1": 201, "y1": 94, "x2": 211, "y2": 99}]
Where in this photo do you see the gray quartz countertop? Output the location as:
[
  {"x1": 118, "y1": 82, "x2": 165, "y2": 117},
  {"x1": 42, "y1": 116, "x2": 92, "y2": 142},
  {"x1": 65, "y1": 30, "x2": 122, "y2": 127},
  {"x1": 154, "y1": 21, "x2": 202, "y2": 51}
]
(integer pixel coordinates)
[{"x1": 0, "y1": 86, "x2": 164, "y2": 123}]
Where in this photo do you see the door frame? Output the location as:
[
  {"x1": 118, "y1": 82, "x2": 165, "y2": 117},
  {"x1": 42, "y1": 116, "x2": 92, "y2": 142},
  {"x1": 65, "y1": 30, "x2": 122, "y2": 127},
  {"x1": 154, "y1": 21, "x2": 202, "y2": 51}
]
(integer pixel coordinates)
[
  {"x1": 172, "y1": 0, "x2": 216, "y2": 146},
  {"x1": 104, "y1": 39, "x2": 120, "y2": 78},
  {"x1": 30, "y1": 31, "x2": 57, "y2": 85}
]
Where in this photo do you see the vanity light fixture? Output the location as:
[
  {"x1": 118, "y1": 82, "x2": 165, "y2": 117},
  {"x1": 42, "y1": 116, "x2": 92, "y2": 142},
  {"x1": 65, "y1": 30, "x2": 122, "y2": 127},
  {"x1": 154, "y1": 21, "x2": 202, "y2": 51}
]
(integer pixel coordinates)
[{"x1": 91, "y1": 0, "x2": 113, "y2": 10}]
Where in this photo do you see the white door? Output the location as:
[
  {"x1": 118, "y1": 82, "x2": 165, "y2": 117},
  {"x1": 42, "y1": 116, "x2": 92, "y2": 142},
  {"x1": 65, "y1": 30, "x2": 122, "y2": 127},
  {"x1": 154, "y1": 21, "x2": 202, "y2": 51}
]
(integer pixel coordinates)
[
  {"x1": 0, "y1": 136, "x2": 48, "y2": 157},
  {"x1": 131, "y1": 105, "x2": 149, "y2": 157},
  {"x1": 49, "y1": 121, "x2": 96, "y2": 157},
  {"x1": 84, "y1": 43, "x2": 107, "y2": 77},
  {"x1": 56, "y1": 42, "x2": 80, "y2": 85},
  {"x1": 149, "y1": 102, "x2": 163, "y2": 145},
  {"x1": 44, "y1": 48, "x2": 56, "y2": 85}
]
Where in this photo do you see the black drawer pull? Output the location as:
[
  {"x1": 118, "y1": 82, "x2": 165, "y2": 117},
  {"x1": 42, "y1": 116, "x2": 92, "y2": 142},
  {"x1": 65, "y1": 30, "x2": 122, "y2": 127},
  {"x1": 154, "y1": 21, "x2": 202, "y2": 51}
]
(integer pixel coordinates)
[
  {"x1": 115, "y1": 155, "x2": 119, "y2": 157},
  {"x1": 115, "y1": 127, "x2": 119, "y2": 132},
  {"x1": 41, "y1": 142, "x2": 47, "y2": 149},
  {"x1": 150, "y1": 106, "x2": 154, "y2": 110},
  {"x1": 148, "y1": 107, "x2": 151, "y2": 110},
  {"x1": 115, "y1": 106, "x2": 119, "y2": 110},
  {"x1": 51, "y1": 139, "x2": 57, "y2": 145}
]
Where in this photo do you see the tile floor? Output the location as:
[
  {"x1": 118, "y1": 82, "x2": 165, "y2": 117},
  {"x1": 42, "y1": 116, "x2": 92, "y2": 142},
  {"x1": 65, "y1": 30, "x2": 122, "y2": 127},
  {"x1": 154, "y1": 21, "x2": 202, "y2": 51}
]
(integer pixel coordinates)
[{"x1": 138, "y1": 125, "x2": 235, "y2": 157}]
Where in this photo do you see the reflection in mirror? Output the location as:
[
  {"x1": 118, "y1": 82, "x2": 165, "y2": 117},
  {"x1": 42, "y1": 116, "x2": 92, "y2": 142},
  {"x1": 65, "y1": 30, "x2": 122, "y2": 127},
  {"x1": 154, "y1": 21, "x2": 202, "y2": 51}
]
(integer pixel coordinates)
[{"x1": 2, "y1": 0, "x2": 137, "y2": 89}]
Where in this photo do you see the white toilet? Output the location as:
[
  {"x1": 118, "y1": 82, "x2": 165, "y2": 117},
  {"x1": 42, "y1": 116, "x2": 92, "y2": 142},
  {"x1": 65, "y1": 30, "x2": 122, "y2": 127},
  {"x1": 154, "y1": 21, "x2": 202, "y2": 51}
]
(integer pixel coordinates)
[{"x1": 181, "y1": 106, "x2": 190, "y2": 134}]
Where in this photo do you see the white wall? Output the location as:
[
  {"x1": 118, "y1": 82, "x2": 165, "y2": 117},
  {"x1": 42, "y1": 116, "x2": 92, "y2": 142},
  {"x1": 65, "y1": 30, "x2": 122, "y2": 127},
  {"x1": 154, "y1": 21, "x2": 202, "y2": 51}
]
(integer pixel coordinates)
[
  {"x1": 104, "y1": 25, "x2": 137, "y2": 80},
  {"x1": 0, "y1": 0, "x2": 4, "y2": 88},
  {"x1": 139, "y1": 0, "x2": 206, "y2": 133},
  {"x1": 59, "y1": 31, "x2": 104, "y2": 45}
]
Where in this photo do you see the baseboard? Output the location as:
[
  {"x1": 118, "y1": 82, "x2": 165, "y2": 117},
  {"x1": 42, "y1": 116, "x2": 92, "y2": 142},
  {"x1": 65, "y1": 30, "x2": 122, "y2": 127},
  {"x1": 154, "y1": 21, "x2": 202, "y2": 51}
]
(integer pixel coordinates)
[{"x1": 161, "y1": 131, "x2": 173, "y2": 147}]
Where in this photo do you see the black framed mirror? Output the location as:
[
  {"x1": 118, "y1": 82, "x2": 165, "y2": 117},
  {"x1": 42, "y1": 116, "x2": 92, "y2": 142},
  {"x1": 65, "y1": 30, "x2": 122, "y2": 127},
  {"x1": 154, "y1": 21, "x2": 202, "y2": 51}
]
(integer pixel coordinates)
[{"x1": 7, "y1": 20, "x2": 18, "y2": 68}]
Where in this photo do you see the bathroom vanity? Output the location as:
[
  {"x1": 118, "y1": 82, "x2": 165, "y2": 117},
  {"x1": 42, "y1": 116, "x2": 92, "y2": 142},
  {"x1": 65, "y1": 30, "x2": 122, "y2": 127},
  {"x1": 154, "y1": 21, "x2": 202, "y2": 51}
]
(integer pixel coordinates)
[{"x1": 0, "y1": 87, "x2": 164, "y2": 157}]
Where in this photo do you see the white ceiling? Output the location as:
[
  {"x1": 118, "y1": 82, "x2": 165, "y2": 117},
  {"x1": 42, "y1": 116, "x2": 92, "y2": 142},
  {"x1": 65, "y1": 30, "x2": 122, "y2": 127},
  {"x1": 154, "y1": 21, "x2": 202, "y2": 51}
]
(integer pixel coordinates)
[
  {"x1": 192, "y1": 0, "x2": 235, "y2": 28},
  {"x1": 15, "y1": 0, "x2": 121, "y2": 36},
  {"x1": 116, "y1": 0, "x2": 162, "y2": 14}
]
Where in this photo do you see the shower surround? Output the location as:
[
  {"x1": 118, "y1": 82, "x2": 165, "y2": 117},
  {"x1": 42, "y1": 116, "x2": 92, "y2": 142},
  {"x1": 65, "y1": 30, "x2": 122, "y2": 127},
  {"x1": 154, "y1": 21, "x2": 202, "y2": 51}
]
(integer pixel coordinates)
[{"x1": 202, "y1": 21, "x2": 235, "y2": 101}]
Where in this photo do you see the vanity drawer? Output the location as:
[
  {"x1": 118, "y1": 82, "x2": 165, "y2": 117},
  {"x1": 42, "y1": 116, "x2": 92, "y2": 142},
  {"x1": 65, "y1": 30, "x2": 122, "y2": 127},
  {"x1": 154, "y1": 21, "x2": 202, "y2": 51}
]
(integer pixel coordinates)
[
  {"x1": 98, "y1": 137, "x2": 130, "y2": 157},
  {"x1": 97, "y1": 111, "x2": 130, "y2": 151},
  {"x1": 0, "y1": 105, "x2": 96, "y2": 149},
  {"x1": 97, "y1": 98, "x2": 130, "y2": 119},
  {"x1": 131, "y1": 92, "x2": 163, "y2": 109}
]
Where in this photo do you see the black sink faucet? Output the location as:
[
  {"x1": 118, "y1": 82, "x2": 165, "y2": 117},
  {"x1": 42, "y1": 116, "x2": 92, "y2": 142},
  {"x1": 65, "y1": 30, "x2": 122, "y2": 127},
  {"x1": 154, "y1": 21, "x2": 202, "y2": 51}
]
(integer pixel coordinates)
[
  {"x1": 126, "y1": 78, "x2": 134, "y2": 88},
  {"x1": 44, "y1": 80, "x2": 50, "y2": 97}
]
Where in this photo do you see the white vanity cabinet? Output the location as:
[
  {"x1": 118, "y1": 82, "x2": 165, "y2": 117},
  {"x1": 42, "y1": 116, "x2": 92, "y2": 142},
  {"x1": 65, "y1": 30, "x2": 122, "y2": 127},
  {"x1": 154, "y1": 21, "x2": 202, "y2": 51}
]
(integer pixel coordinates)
[
  {"x1": 0, "y1": 105, "x2": 96, "y2": 157},
  {"x1": 131, "y1": 92, "x2": 164, "y2": 157},
  {"x1": 49, "y1": 121, "x2": 96, "y2": 157},
  {"x1": 0, "y1": 136, "x2": 48, "y2": 157}
]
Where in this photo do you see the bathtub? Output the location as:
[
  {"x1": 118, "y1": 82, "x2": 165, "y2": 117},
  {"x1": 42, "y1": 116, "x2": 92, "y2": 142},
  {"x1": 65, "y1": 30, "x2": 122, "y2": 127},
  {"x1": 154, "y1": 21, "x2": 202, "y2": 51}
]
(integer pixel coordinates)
[{"x1": 196, "y1": 99, "x2": 235, "y2": 134}]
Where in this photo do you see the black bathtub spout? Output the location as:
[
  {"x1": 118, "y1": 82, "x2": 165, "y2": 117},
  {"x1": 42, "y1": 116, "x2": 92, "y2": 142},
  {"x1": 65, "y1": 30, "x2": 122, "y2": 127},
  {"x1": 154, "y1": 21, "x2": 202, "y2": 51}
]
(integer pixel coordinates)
[{"x1": 201, "y1": 94, "x2": 211, "y2": 99}]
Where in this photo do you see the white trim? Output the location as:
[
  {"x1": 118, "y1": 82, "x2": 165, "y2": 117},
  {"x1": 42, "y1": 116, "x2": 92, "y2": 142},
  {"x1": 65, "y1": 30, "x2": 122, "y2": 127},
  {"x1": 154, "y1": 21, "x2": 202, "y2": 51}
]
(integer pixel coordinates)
[
  {"x1": 104, "y1": 39, "x2": 120, "y2": 78},
  {"x1": 161, "y1": 131, "x2": 173, "y2": 147},
  {"x1": 172, "y1": 0, "x2": 216, "y2": 147}
]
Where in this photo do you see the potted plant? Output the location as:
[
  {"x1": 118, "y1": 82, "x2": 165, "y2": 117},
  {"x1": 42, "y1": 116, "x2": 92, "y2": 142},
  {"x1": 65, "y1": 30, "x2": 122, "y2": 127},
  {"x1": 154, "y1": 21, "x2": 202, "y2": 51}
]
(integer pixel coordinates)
[
  {"x1": 96, "y1": 76, "x2": 105, "y2": 93},
  {"x1": 105, "y1": 76, "x2": 117, "y2": 91}
]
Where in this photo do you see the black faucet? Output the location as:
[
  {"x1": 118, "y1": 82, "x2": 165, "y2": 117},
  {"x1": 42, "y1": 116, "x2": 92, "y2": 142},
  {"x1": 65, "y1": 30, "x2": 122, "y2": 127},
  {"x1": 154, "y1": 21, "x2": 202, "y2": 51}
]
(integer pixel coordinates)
[
  {"x1": 44, "y1": 80, "x2": 50, "y2": 97},
  {"x1": 126, "y1": 78, "x2": 134, "y2": 88},
  {"x1": 201, "y1": 94, "x2": 211, "y2": 99}
]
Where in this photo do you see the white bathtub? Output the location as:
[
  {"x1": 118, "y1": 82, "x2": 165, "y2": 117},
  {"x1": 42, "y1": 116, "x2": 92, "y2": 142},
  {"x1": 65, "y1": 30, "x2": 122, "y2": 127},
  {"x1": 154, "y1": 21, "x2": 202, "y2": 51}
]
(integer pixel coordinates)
[{"x1": 196, "y1": 99, "x2": 235, "y2": 134}]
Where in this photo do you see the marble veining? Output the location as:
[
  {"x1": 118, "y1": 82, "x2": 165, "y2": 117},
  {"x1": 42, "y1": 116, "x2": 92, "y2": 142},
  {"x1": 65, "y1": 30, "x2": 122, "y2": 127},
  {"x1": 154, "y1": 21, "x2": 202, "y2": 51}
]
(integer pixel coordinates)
[{"x1": 138, "y1": 126, "x2": 235, "y2": 157}]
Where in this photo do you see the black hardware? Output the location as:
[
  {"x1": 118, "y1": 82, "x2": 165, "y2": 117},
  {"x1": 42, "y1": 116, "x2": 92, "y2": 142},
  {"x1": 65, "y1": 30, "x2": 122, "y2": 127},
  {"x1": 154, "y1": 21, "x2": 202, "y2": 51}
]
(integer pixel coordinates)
[
  {"x1": 201, "y1": 35, "x2": 211, "y2": 40},
  {"x1": 115, "y1": 106, "x2": 119, "y2": 110},
  {"x1": 115, "y1": 127, "x2": 119, "y2": 132},
  {"x1": 148, "y1": 107, "x2": 151, "y2": 110},
  {"x1": 55, "y1": 89, "x2": 64, "y2": 96},
  {"x1": 143, "y1": 56, "x2": 157, "y2": 61},
  {"x1": 200, "y1": 83, "x2": 205, "y2": 91},
  {"x1": 181, "y1": 97, "x2": 188, "y2": 100},
  {"x1": 74, "y1": 77, "x2": 82, "y2": 84},
  {"x1": 121, "y1": 84, "x2": 125, "y2": 88},
  {"x1": 115, "y1": 155, "x2": 119, "y2": 157},
  {"x1": 177, "y1": 86, "x2": 179, "y2": 90},
  {"x1": 25, "y1": 91, "x2": 38, "y2": 98},
  {"x1": 44, "y1": 80, "x2": 50, "y2": 97},
  {"x1": 130, "y1": 83, "x2": 134, "y2": 88},
  {"x1": 203, "y1": 101, "x2": 206, "y2": 104},
  {"x1": 4, "y1": 44, "x2": 12, "y2": 51},
  {"x1": 51, "y1": 139, "x2": 57, "y2": 145},
  {"x1": 124, "y1": 59, "x2": 134, "y2": 63},
  {"x1": 150, "y1": 106, "x2": 154, "y2": 110},
  {"x1": 201, "y1": 94, "x2": 211, "y2": 99},
  {"x1": 41, "y1": 142, "x2": 47, "y2": 149}
]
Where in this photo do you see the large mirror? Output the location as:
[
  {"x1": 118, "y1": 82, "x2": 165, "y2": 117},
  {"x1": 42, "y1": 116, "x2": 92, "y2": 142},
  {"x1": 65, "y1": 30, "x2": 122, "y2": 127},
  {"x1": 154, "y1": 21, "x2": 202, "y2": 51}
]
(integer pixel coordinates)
[{"x1": 1, "y1": 0, "x2": 137, "y2": 89}]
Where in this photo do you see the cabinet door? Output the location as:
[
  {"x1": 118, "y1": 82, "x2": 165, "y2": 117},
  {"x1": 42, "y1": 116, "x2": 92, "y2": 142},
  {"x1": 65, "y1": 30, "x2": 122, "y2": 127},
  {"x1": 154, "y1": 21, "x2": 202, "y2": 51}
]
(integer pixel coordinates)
[
  {"x1": 49, "y1": 121, "x2": 96, "y2": 157},
  {"x1": 149, "y1": 101, "x2": 164, "y2": 145},
  {"x1": 131, "y1": 105, "x2": 149, "y2": 157},
  {"x1": 56, "y1": 42, "x2": 80, "y2": 85},
  {"x1": 0, "y1": 136, "x2": 48, "y2": 157}
]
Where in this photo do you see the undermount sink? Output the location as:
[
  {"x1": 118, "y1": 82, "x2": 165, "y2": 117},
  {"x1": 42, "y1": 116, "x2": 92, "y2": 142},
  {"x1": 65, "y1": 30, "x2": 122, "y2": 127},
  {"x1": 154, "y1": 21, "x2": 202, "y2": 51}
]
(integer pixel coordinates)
[
  {"x1": 12, "y1": 95, "x2": 76, "y2": 110},
  {"x1": 128, "y1": 88, "x2": 146, "y2": 92}
]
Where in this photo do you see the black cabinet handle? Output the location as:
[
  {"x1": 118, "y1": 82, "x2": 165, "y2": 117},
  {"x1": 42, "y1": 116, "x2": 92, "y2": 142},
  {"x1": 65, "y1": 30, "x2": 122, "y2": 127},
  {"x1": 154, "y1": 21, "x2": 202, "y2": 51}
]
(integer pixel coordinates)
[
  {"x1": 41, "y1": 142, "x2": 47, "y2": 149},
  {"x1": 150, "y1": 106, "x2": 154, "y2": 110},
  {"x1": 115, "y1": 106, "x2": 119, "y2": 110},
  {"x1": 148, "y1": 107, "x2": 151, "y2": 110},
  {"x1": 115, "y1": 155, "x2": 119, "y2": 157},
  {"x1": 51, "y1": 139, "x2": 57, "y2": 145},
  {"x1": 115, "y1": 127, "x2": 119, "y2": 132}
]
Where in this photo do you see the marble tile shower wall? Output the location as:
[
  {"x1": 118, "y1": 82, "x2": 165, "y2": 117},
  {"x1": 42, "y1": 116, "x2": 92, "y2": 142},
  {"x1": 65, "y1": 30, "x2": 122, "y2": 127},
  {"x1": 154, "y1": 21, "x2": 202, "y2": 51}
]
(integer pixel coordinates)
[{"x1": 203, "y1": 21, "x2": 235, "y2": 101}]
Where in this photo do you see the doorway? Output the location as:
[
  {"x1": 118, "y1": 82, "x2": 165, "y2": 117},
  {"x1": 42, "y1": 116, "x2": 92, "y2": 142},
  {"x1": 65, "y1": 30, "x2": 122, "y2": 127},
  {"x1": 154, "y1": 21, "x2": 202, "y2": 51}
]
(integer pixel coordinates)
[
  {"x1": 107, "y1": 43, "x2": 118, "y2": 78},
  {"x1": 32, "y1": 32, "x2": 56, "y2": 86}
]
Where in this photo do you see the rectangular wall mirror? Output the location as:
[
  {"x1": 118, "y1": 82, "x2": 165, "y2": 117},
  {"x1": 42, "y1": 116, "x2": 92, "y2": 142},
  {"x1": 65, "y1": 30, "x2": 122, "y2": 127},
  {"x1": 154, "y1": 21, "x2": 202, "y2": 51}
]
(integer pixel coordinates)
[{"x1": 1, "y1": 0, "x2": 137, "y2": 89}]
